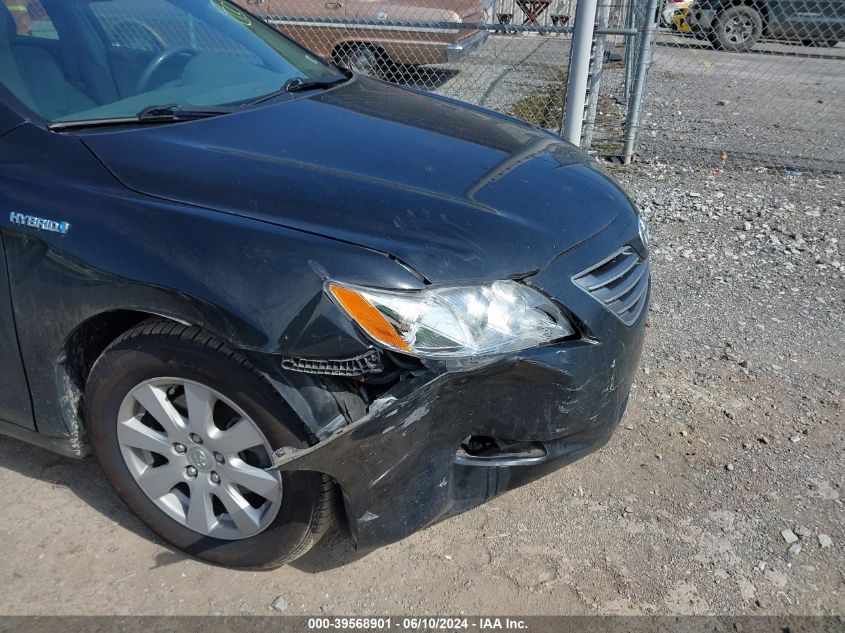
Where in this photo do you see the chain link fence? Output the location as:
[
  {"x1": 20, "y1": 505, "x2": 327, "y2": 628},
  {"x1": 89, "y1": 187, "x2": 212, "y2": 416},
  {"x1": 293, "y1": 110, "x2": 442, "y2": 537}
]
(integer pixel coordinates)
[
  {"x1": 232, "y1": 0, "x2": 650, "y2": 160},
  {"x1": 21, "y1": 0, "x2": 845, "y2": 171},
  {"x1": 637, "y1": 0, "x2": 845, "y2": 172},
  {"x1": 236, "y1": 0, "x2": 844, "y2": 172},
  {"x1": 237, "y1": 0, "x2": 579, "y2": 132}
]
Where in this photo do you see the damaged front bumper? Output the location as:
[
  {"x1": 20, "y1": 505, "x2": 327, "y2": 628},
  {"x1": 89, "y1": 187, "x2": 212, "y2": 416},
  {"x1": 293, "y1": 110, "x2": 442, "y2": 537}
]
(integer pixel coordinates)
[{"x1": 270, "y1": 218, "x2": 649, "y2": 549}]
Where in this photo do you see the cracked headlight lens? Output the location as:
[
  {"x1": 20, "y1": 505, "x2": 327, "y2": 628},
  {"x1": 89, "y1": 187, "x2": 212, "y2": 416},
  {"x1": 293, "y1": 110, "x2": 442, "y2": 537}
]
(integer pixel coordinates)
[{"x1": 328, "y1": 280, "x2": 574, "y2": 359}]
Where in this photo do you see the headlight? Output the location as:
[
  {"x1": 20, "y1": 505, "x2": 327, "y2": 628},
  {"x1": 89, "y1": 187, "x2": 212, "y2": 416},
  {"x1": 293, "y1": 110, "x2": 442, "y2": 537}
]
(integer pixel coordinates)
[{"x1": 327, "y1": 280, "x2": 574, "y2": 359}]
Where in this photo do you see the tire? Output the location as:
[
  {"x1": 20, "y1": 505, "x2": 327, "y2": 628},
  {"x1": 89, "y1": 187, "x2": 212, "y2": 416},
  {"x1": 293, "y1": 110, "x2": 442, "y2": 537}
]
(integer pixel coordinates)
[
  {"x1": 334, "y1": 43, "x2": 385, "y2": 78},
  {"x1": 710, "y1": 5, "x2": 763, "y2": 52},
  {"x1": 85, "y1": 319, "x2": 334, "y2": 569},
  {"x1": 803, "y1": 38, "x2": 839, "y2": 47}
]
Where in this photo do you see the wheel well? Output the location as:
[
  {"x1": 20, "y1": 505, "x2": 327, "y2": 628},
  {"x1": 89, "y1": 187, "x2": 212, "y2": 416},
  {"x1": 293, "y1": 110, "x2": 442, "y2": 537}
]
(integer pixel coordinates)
[
  {"x1": 331, "y1": 41, "x2": 387, "y2": 64},
  {"x1": 63, "y1": 310, "x2": 158, "y2": 392},
  {"x1": 59, "y1": 310, "x2": 178, "y2": 441}
]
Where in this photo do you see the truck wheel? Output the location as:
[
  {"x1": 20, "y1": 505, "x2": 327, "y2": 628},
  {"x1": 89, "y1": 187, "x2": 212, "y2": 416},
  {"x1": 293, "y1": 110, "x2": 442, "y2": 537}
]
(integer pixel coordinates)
[
  {"x1": 710, "y1": 5, "x2": 762, "y2": 52},
  {"x1": 85, "y1": 319, "x2": 334, "y2": 569},
  {"x1": 334, "y1": 43, "x2": 384, "y2": 78}
]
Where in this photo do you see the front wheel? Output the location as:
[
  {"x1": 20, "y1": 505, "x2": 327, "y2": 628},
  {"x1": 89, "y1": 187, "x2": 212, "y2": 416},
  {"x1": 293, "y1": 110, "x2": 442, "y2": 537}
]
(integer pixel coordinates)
[
  {"x1": 710, "y1": 5, "x2": 763, "y2": 52},
  {"x1": 334, "y1": 43, "x2": 386, "y2": 78},
  {"x1": 85, "y1": 320, "x2": 334, "y2": 568}
]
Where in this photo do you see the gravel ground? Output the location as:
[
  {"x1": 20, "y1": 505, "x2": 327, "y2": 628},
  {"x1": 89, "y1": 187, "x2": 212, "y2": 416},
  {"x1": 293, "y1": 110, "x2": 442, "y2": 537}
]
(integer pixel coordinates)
[
  {"x1": 637, "y1": 35, "x2": 845, "y2": 172},
  {"x1": 0, "y1": 165, "x2": 842, "y2": 616}
]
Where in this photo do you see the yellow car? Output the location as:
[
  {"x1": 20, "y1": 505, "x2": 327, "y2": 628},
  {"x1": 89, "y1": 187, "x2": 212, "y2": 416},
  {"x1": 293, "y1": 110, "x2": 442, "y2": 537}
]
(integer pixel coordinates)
[{"x1": 661, "y1": 0, "x2": 693, "y2": 33}]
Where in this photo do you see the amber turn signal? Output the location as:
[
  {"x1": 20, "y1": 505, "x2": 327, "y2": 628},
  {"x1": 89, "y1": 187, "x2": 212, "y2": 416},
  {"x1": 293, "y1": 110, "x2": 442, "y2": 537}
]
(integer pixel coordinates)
[{"x1": 328, "y1": 284, "x2": 411, "y2": 352}]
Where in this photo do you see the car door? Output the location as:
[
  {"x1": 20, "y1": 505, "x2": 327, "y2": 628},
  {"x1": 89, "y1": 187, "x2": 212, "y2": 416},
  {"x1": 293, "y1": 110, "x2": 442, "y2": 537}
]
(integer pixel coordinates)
[
  {"x1": 0, "y1": 171, "x2": 35, "y2": 429},
  {"x1": 765, "y1": 0, "x2": 834, "y2": 40},
  {"x1": 0, "y1": 89, "x2": 34, "y2": 429},
  {"x1": 797, "y1": 0, "x2": 845, "y2": 42}
]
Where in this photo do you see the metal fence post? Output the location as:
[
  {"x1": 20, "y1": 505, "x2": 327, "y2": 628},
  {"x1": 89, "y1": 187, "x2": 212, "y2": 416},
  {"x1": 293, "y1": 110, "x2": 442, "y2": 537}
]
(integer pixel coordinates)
[
  {"x1": 582, "y1": 0, "x2": 611, "y2": 150},
  {"x1": 562, "y1": 0, "x2": 599, "y2": 146},
  {"x1": 622, "y1": 0, "x2": 637, "y2": 102},
  {"x1": 622, "y1": 0, "x2": 658, "y2": 164}
]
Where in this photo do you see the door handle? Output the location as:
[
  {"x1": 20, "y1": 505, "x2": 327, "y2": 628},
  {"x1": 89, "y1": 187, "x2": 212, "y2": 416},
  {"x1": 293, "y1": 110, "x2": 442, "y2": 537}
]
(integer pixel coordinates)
[{"x1": 325, "y1": 2, "x2": 343, "y2": 8}]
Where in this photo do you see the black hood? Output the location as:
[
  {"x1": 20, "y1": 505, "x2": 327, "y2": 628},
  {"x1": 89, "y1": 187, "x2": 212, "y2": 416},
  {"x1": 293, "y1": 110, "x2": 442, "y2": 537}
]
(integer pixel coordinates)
[{"x1": 83, "y1": 76, "x2": 634, "y2": 282}]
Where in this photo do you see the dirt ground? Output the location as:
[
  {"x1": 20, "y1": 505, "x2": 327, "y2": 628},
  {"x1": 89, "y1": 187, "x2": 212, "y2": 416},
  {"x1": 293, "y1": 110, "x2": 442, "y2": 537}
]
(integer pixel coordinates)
[{"x1": 0, "y1": 166, "x2": 842, "y2": 616}]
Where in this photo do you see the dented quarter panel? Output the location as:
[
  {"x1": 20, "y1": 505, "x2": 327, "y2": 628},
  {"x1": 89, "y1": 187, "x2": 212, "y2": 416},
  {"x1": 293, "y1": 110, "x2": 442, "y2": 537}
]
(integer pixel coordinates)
[{"x1": 0, "y1": 123, "x2": 423, "y2": 443}]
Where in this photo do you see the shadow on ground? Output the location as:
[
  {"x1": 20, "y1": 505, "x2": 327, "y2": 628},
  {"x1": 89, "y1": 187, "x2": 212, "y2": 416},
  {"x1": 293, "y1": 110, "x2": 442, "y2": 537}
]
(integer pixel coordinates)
[
  {"x1": 0, "y1": 434, "x2": 364, "y2": 573},
  {"x1": 654, "y1": 36, "x2": 844, "y2": 59},
  {"x1": 389, "y1": 67, "x2": 458, "y2": 91}
]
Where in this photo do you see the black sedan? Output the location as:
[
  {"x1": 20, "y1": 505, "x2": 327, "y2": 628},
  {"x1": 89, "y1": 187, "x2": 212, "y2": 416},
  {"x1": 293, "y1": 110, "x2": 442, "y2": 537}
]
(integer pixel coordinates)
[{"x1": 0, "y1": 0, "x2": 649, "y2": 568}]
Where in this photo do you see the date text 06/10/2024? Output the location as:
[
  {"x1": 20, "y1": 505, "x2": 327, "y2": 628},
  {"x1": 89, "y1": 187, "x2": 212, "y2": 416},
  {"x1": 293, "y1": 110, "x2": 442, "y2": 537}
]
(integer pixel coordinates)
[{"x1": 307, "y1": 618, "x2": 529, "y2": 630}]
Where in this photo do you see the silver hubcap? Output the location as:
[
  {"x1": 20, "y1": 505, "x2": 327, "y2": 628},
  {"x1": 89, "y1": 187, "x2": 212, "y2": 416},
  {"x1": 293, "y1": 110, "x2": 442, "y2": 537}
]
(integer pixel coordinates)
[
  {"x1": 726, "y1": 15, "x2": 754, "y2": 43},
  {"x1": 348, "y1": 47, "x2": 377, "y2": 75},
  {"x1": 116, "y1": 378, "x2": 282, "y2": 540}
]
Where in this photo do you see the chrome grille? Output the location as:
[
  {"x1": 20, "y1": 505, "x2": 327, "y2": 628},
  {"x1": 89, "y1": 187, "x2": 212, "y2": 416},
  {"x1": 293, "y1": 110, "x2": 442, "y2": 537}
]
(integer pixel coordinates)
[{"x1": 572, "y1": 247, "x2": 650, "y2": 327}]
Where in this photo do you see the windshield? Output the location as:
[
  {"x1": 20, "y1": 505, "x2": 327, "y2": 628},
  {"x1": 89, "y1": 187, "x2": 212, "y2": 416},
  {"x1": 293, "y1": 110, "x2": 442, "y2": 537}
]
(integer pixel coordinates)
[{"x1": 0, "y1": 0, "x2": 339, "y2": 124}]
